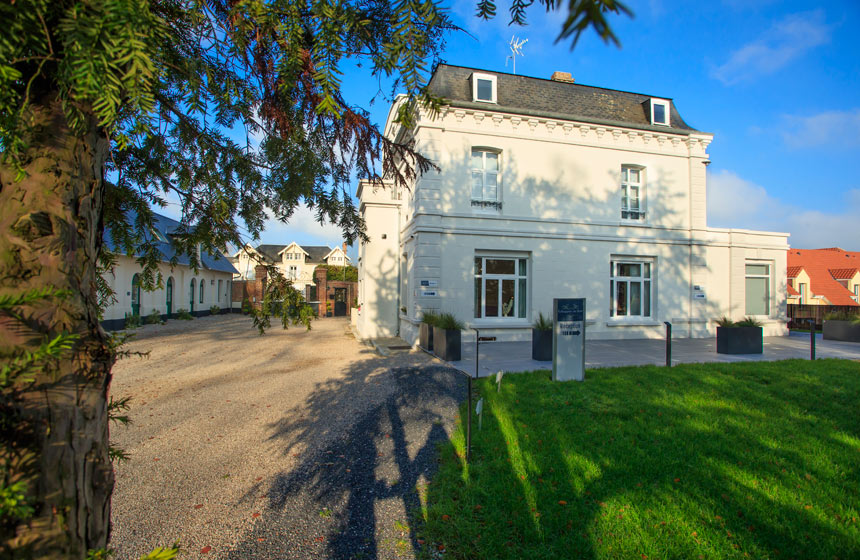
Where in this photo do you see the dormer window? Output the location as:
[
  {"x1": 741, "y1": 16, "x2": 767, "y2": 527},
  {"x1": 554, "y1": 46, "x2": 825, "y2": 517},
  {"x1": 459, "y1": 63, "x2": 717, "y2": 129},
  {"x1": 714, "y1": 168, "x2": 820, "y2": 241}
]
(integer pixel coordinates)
[
  {"x1": 650, "y1": 98, "x2": 670, "y2": 126},
  {"x1": 471, "y1": 73, "x2": 497, "y2": 103}
]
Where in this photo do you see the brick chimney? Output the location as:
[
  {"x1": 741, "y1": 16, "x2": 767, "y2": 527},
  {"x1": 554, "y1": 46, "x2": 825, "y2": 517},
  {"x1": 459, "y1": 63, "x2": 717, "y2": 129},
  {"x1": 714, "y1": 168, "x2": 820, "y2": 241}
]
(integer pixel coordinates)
[
  {"x1": 550, "y1": 71, "x2": 574, "y2": 83},
  {"x1": 342, "y1": 241, "x2": 347, "y2": 254}
]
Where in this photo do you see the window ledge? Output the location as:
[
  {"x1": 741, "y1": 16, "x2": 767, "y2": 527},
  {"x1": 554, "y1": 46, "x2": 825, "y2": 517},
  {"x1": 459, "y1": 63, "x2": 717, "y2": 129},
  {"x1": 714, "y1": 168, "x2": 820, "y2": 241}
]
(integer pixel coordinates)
[
  {"x1": 468, "y1": 320, "x2": 531, "y2": 329},
  {"x1": 606, "y1": 319, "x2": 662, "y2": 327}
]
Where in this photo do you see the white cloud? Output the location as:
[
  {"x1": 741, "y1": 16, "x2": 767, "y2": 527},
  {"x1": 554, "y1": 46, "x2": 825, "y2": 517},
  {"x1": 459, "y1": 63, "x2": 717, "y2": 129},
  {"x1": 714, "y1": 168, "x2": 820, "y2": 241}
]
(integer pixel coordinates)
[
  {"x1": 711, "y1": 10, "x2": 831, "y2": 85},
  {"x1": 707, "y1": 169, "x2": 860, "y2": 250},
  {"x1": 780, "y1": 109, "x2": 860, "y2": 148}
]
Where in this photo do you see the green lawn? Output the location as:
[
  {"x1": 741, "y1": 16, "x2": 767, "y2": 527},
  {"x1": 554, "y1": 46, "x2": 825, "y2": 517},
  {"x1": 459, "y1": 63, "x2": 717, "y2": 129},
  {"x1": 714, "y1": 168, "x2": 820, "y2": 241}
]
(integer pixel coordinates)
[{"x1": 418, "y1": 360, "x2": 860, "y2": 559}]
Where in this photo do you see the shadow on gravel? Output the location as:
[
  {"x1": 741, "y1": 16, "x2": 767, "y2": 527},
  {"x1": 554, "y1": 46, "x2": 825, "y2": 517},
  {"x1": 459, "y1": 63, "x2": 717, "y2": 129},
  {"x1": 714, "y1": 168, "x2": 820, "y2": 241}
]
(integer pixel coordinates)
[{"x1": 227, "y1": 352, "x2": 465, "y2": 559}]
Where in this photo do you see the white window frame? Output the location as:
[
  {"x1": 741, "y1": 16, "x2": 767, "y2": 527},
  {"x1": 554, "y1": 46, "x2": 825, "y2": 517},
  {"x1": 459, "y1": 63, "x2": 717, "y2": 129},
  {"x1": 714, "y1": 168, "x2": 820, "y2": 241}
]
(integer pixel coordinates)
[
  {"x1": 609, "y1": 257, "x2": 654, "y2": 320},
  {"x1": 471, "y1": 148, "x2": 501, "y2": 210},
  {"x1": 650, "y1": 98, "x2": 670, "y2": 126},
  {"x1": 471, "y1": 73, "x2": 497, "y2": 103},
  {"x1": 289, "y1": 265, "x2": 298, "y2": 280},
  {"x1": 621, "y1": 165, "x2": 646, "y2": 221},
  {"x1": 474, "y1": 255, "x2": 528, "y2": 321},
  {"x1": 799, "y1": 282, "x2": 807, "y2": 304},
  {"x1": 744, "y1": 261, "x2": 772, "y2": 316}
]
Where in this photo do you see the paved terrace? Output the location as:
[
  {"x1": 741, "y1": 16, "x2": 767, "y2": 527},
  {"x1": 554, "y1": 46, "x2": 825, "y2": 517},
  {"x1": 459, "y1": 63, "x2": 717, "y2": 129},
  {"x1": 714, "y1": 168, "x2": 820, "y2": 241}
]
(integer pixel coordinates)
[{"x1": 444, "y1": 332, "x2": 860, "y2": 377}]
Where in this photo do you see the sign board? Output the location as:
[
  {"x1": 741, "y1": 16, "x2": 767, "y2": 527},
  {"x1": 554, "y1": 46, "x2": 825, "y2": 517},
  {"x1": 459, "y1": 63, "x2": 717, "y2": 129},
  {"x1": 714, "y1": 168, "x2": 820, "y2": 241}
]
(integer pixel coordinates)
[
  {"x1": 692, "y1": 284, "x2": 706, "y2": 300},
  {"x1": 420, "y1": 290, "x2": 438, "y2": 297},
  {"x1": 552, "y1": 298, "x2": 586, "y2": 382},
  {"x1": 419, "y1": 279, "x2": 439, "y2": 288}
]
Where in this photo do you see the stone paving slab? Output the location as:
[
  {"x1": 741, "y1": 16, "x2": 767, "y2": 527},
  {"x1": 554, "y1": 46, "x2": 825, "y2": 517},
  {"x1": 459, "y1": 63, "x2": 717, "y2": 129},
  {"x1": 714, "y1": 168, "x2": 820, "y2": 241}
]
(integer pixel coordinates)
[{"x1": 446, "y1": 332, "x2": 860, "y2": 377}]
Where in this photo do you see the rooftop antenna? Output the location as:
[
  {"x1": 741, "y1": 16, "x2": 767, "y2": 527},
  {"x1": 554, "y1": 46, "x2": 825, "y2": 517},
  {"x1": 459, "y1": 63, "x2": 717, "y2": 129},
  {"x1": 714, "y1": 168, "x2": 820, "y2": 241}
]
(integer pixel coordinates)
[{"x1": 506, "y1": 35, "x2": 528, "y2": 75}]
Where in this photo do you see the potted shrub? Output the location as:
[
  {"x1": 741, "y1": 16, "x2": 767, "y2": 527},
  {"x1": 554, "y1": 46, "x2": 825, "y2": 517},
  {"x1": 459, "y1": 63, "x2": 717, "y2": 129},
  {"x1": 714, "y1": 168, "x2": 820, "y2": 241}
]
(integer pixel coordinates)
[
  {"x1": 532, "y1": 312, "x2": 552, "y2": 361},
  {"x1": 433, "y1": 312, "x2": 464, "y2": 361},
  {"x1": 822, "y1": 311, "x2": 860, "y2": 343},
  {"x1": 419, "y1": 310, "x2": 439, "y2": 351},
  {"x1": 716, "y1": 316, "x2": 763, "y2": 354}
]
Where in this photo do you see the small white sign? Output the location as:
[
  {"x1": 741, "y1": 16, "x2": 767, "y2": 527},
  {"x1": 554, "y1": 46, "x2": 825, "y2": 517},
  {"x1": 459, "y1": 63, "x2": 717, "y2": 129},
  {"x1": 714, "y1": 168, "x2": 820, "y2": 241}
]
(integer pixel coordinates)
[
  {"x1": 419, "y1": 279, "x2": 439, "y2": 288},
  {"x1": 420, "y1": 290, "x2": 438, "y2": 297}
]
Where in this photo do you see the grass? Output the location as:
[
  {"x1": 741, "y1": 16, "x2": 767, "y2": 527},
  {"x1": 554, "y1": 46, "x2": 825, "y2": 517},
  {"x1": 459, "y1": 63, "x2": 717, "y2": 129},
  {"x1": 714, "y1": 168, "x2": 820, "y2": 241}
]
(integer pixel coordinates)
[{"x1": 418, "y1": 360, "x2": 860, "y2": 559}]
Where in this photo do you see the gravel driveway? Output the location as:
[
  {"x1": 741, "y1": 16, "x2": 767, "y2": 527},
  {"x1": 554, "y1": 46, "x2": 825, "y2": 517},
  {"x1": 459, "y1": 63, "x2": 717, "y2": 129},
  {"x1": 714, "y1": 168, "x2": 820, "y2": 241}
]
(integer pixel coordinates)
[{"x1": 109, "y1": 314, "x2": 464, "y2": 559}]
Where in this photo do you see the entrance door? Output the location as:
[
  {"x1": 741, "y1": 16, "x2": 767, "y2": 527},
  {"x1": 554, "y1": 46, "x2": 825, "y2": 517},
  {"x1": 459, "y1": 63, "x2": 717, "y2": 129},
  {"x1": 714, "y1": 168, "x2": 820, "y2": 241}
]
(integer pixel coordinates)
[
  {"x1": 166, "y1": 277, "x2": 174, "y2": 315},
  {"x1": 190, "y1": 278, "x2": 196, "y2": 313},
  {"x1": 131, "y1": 274, "x2": 141, "y2": 316},
  {"x1": 334, "y1": 287, "x2": 347, "y2": 317}
]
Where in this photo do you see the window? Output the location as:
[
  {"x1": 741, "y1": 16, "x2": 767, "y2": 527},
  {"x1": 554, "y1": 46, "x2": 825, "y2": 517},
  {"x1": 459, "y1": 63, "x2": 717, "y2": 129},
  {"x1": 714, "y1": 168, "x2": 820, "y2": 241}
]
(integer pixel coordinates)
[
  {"x1": 471, "y1": 149, "x2": 500, "y2": 209},
  {"x1": 289, "y1": 265, "x2": 297, "y2": 279},
  {"x1": 621, "y1": 166, "x2": 645, "y2": 220},
  {"x1": 471, "y1": 73, "x2": 497, "y2": 103},
  {"x1": 745, "y1": 263, "x2": 770, "y2": 315},
  {"x1": 610, "y1": 259, "x2": 653, "y2": 318},
  {"x1": 650, "y1": 99, "x2": 669, "y2": 126},
  {"x1": 799, "y1": 282, "x2": 807, "y2": 304},
  {"x1": 474, "y1": 256, "x2": 527, "y2": 319},
  {"x1": 199, "y1": 279, "x2": 205, "y2": 304},
  {"x1": 218, "y1": 279, "x2": 223, "y2": 302}
]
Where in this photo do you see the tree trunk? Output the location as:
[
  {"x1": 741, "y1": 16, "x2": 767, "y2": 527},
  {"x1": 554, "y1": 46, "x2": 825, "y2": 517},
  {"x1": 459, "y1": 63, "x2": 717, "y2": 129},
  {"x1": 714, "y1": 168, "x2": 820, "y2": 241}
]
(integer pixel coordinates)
[{"x1": 1, "y1": 96, "x2": 114, "y2": 557}]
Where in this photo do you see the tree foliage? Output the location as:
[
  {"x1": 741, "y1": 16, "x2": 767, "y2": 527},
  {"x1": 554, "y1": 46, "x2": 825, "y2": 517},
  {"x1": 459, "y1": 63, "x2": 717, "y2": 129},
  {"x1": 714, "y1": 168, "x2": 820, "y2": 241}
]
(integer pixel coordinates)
[{"x1": 0, "y1": 0, "x2": 629, "y2": 555}]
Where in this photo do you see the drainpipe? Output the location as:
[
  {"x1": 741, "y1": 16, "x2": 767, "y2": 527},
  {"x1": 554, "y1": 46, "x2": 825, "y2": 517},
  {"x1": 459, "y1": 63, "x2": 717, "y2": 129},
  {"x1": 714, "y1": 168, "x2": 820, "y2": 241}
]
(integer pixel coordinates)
[{"x1": 396, "y1": 202, "x2": 401, "y2": 337}]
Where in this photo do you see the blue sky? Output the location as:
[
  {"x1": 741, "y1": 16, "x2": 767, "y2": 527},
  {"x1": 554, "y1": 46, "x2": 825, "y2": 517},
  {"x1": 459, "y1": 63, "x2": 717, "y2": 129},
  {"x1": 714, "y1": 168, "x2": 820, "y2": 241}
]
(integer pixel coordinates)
[{"x1": 167, "y1": 0, "x2": 860, "y2": 256}]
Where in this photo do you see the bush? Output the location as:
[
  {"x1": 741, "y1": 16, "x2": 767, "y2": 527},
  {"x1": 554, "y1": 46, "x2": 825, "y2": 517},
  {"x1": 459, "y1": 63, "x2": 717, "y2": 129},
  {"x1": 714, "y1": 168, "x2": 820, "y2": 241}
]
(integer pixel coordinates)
[
  {"x1": 124, "y1": 313, "x2": 142, "y2": 329},
  {"x1": 176, "y1": 308, "x2": 194, "y2": 320},
  {"x1": 716, "y1": 316, "x2": 763, "y2": 328},
  {"x1": 735, "y1": 316, "x2": 763, "y2": 327},
  {"x1": 209, "y1": 305, "x2": 221, "y2": 316},
  {"x1": 421, "y1": 310, "x2": 440, "y2": 326},
  {"x1": 436, "y1": 312, "x2": 464, "y2": 331},
  {"x1": 145, "y1": 308, "x2": 162, "y2": 325},
  {"x1": 533, "y1": 311, "x2": 552, "y2": 331},
  {"x1": 824, "y1": 310, "x2": 860, "y2": 321}
]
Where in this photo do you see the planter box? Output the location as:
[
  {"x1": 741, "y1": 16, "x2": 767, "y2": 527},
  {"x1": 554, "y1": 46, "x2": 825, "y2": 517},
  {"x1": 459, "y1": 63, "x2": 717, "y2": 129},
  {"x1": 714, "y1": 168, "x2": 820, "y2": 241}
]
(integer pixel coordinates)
[
  {"x1": 716, "y1": 326, "x2": 763, "y2": 354},
  {"x1": 433, "y1": 327, "x2": 461, "y2": 361},
  {"x1": 419, "y1": 323, "x2": 434, "y2": 351},
  {"x1": 823, "y1": 320, "x2": 860, "y2": 342},
  {"x1": 532, "y1": 329, "x2": 552, "y2": 361}
]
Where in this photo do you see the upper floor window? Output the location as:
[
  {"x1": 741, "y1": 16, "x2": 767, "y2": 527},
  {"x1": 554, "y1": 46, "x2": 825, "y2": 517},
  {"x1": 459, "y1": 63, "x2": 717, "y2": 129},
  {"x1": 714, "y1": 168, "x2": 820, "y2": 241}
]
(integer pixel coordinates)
[
  {"x1": 745, "y1": 262, "x2": 771, "y2": 316},
  {"x1": 621, "y1": 166, "x2": 645, "y2": 220},
  {"x1": 289, "y1": 265, "x2": 297, "y2": 279},
  {"x1": 471, "y1": 73, "x2": 497, "y2": 103},
  {"x1": 651, "y1": 99, "x2": 670, "y2": 126},
  {"x1": 471, "y1": 149, "x2": 500, "y2": 209}
]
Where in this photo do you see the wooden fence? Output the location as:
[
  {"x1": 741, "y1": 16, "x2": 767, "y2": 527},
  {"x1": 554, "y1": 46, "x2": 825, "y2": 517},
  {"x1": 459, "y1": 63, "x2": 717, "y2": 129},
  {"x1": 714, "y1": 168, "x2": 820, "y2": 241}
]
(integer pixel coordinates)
[{"x1": 787, "y1": 304, "x2": 859, "y2": 328}]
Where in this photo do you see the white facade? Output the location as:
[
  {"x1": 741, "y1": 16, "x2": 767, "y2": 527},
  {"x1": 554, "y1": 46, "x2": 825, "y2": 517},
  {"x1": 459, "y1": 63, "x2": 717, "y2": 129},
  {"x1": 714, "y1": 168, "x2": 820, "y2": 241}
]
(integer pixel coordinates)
[
  {"x1": 102, "y1": 255, "x2": 234, "y2": 326},
  {"x1": 355, "y1": 67, "x2": 789, "y2": 342},
  {"x1": 234, "y1": 242, "x2": 352, "y2": 294}
]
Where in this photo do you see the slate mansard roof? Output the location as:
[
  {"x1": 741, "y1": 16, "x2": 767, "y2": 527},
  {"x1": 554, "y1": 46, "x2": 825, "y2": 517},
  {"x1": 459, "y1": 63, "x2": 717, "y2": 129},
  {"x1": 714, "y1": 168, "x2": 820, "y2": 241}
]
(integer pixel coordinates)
[
  {"x1": 426, "y1": 64, "x2": 701, "y2": 135},
  {"x1": 105, "y1": 211, "x2": 238, "y2": 275}
]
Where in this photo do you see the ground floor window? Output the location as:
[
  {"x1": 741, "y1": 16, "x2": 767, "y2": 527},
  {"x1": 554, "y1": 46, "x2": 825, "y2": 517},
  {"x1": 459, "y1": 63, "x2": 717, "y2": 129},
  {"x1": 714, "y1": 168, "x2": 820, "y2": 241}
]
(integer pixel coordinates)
[
  {"x1": 200, "y1": 279, "x2": 205, "y2": 304},
  {"x1": 474, "y1": 256, "x2": 528, "y2": 319},
  {"x1": 745, "y1": 262, "x2": 771, "y2": 315},
  {"x1": 610, "y1": 259, "x2": 653, "y2": 318}
]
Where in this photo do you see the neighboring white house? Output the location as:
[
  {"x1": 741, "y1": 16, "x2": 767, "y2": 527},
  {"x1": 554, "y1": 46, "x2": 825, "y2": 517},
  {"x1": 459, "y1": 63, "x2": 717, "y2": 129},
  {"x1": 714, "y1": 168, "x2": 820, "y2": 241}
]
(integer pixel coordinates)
[
  {"x1": 232, "y1": 242, "x2": 351, "y2": 294},
  {"x1": 101, "y1": 211, "x2": 238, "y2": 329},
  {"x1": 356, "y1": 64, "x2": 789, "y2": 342}
]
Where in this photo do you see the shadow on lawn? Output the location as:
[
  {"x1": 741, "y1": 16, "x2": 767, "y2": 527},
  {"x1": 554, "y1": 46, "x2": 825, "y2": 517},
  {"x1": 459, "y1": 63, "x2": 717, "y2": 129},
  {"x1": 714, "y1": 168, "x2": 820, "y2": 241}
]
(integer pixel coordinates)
[
  {"x1": 227, "y1": 348, "x2": 465, "y2": 560},
  {"x1": 422, "y1": 360, "x2": 860, "y2": 559}
]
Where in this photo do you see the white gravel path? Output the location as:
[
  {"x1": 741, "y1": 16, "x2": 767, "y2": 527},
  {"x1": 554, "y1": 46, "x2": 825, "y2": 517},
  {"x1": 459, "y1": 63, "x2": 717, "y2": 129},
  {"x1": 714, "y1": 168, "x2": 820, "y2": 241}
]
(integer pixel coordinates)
[{"x1": 108, "y1": 314, "x2": 464, "y2": 559}]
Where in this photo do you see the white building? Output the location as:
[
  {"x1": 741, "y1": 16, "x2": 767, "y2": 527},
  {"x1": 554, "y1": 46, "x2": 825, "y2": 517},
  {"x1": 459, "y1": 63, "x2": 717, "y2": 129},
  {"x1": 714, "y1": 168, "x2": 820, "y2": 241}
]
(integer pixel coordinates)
[
  {"x1": 356, "y1": 65, "x2": 789, "y2": 342},
  {"x1": 232, "y1": 242, "x2": 351, "y2": 294},
  {"x1": 102, "y1": 212, "x2": 238, "y2": 329}
]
